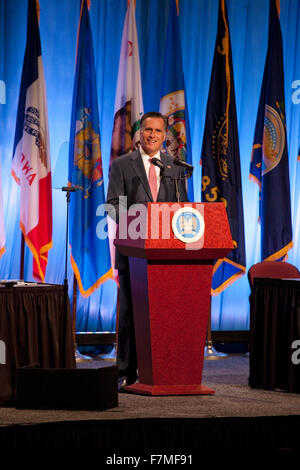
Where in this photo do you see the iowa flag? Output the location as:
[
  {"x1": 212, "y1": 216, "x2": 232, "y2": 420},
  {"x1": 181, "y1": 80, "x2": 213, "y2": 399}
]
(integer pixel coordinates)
[
  {"x1": 159, "y1": 0, "x2": 194, "y2": 201},
  {"x1": 109, "y1": 0, "x2": 144, "y2": 164},
  {"x1": 12, "y1": 0, "x2": 52, "y2": 282},
  {"x1": 201, "y1": 0, "x2": 246, "y2": 295},
  {"x1": 250, "y1": 0, "x2": 292, "y2": 261},
  {"x1": 68, "y1": 0, "x2": 112, "y2": 297}
]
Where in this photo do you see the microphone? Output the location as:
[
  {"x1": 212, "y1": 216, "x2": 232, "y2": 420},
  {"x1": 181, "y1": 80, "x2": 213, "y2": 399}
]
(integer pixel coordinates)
[
  {"x1": 173, "y1": 158, "x2": 194, "y2": 171},
  {"x1": 151, "y1": 157, "x2": 165, "y2": 170}
]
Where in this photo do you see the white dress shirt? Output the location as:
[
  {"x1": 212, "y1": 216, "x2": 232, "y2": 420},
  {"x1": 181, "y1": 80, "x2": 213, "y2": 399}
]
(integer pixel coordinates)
[{"x1": 139, "y1": 146, "x2": 162, "y2": 192}]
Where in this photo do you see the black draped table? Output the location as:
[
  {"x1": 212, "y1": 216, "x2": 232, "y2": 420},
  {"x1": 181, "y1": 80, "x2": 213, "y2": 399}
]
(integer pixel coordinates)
[
  {"x1": 0, "y1": 283, "x2": 75, "y2": 405},
  {"x1": 249, "y1": 277, "x2": 300, "y2": 393}
]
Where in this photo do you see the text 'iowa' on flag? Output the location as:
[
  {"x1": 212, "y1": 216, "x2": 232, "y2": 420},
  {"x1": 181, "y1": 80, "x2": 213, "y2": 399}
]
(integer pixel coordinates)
[{"x1": 12, "y1": 0, "x2": 52, "y2": 282}]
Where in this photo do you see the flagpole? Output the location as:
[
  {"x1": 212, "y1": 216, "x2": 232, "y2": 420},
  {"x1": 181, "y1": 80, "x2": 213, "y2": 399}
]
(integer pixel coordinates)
[
  {"x1": 62, "y1": 185, "x2": 91, "y2": 362},
  {"x1": 95, "y1": 292, "x2": 119, "y2": 361},
  {"x1": 72, "y1": 265, "x2": 91, "y2": 363},
  {"x1": 72, "y1": 273, "x2": 77, "y2": 346},
  {"x1": 20, "y1": 234, "x2": 25, "y2": 281},
  {"x1": 204, "y1": 295, "x2": 227, "y2": 360}
]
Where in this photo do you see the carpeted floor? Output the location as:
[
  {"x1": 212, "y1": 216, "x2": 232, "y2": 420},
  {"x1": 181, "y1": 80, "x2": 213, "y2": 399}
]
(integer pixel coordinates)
[
  {"x1": 0, "y1": 354, "x2": 299, "y2": 424},
  {"x1": 0, "y1": 354, "x2": 300, "y2": 455}
]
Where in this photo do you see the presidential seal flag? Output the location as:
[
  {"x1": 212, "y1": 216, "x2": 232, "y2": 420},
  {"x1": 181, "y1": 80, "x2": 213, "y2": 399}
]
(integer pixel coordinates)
[
  {"x1": 250, "y1": 0, "x2": 292, "y2": 261},
  {"x1": 109, "y1": 0, "x2": 144, "y2": 164},
  {"x1": 68, "y1": 0, "x2": 112, "y2": 297},
  {"x1": 201, "y1": 0, "x2": 246, "y2": 295},
  {"x1": 12, "y1": 0, "x2": 52, "y2": 282},
  {"x1": 159, "y1": 0, "x2": 194, "y2": 201}
]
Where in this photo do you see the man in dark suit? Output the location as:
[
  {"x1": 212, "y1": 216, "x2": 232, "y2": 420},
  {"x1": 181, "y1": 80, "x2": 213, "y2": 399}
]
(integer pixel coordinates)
[{"x1": 106, "y1": 111, "x2": 188, "y2": 389}]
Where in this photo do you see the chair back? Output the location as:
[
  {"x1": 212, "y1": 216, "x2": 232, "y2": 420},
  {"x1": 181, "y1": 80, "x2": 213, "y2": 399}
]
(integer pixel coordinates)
[{"x1": 248, "y1": 261, "x2": 300, "y2": 287}]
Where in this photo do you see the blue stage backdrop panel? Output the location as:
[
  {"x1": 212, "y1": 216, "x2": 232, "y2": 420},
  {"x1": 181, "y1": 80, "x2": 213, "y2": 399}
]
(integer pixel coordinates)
[{"x1": 0, "y1": 0, "x2": 300, "y2": 333}]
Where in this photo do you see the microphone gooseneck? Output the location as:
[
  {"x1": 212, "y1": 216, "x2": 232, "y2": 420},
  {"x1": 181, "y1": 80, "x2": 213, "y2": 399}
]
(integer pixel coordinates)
[
  {"x1": 173, "y1": 158, "x2": 194, "y2": 172},
  {"x1": 151, "y1": 157, "x2": 165, "y2": 170}
]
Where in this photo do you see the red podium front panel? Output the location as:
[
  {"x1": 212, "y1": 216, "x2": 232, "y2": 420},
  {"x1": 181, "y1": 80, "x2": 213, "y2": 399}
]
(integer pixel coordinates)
[{"x1": 115, "y1": 202, "x2": 233, "y2": 395}]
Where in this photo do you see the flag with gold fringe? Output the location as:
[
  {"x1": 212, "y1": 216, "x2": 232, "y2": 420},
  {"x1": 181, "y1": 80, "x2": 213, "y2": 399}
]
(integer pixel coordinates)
[
  {"x1": 68, "y1": 0, "x2": 112, "y2": 297},
  {"x1": 201, "y1": 0, "x2": 246, "y2": 295},
  {"x1": 12, "y1": 0, "x2": 52, "y2": 282},
  {"x1": 250, "y1": 0, "x2": 292, "y2": 261}
]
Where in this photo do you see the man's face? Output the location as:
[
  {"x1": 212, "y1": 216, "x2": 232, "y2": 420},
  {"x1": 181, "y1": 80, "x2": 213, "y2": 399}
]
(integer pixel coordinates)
[{"x1": 140, "y1": 117, "x2": 166, "y2": 157}]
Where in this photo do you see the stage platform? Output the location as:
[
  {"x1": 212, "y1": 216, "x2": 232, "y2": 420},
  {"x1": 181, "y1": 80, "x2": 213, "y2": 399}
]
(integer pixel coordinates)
[{"x1": 0, "y1": 354, "x2": 299, "y2": 458}]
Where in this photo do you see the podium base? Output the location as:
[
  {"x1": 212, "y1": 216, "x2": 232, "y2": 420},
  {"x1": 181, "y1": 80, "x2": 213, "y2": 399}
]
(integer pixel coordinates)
[{"x1": 125, "y1": 382, "x2": 215, "y2": 396}]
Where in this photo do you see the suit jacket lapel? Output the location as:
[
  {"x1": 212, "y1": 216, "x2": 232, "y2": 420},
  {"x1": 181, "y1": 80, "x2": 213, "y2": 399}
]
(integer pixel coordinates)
[{"x1": 130, "y1": 150, "x2": 153, "y2": 201}]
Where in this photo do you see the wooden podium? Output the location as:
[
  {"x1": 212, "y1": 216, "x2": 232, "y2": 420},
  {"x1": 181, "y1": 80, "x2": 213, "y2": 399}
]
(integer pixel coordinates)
[{"x1": 115, "y1": 202, "x2": 233, "y2": 395}]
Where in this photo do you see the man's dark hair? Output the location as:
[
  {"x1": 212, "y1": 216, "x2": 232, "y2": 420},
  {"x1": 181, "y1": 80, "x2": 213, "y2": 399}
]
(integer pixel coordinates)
[{"x1": 140, "y1": 112, "x2": 168, "y2": 131}]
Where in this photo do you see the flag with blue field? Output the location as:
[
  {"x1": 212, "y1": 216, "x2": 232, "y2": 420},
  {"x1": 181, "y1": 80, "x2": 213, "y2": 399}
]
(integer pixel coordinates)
[
  {"x1": 201, "y1": 0, "x2": 246, "y2": 295},
  {"x1": 68, "y1": 0, "x2": 112, "y2": 297},
  {"x1": 250, "y1": 0, "x2": 292, "y2": 261},
  {"x1": 159, "y1": 0, "x2": 194, "y2": 201}
]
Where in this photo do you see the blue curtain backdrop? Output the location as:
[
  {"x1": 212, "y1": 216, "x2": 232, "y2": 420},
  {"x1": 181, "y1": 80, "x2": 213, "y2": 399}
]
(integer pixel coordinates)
[{"x1": 1, "y1": 0, "x2": 300, "y2": 333}]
